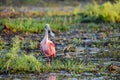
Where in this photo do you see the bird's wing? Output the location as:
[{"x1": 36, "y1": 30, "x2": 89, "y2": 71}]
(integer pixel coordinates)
[
  {"x1": 49, "y1": 41, "x2": 56, "y2": 57},
  {"x1": 40, "y1": 41, "x2": 55, "y2": 57}
]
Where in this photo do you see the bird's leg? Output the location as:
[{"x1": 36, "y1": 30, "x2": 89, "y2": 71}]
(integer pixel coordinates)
[
  {"x1": 47, "y1": 57, "x2": 50, "y2": 66},
  {"x1": 51, "y1": 56, "x2": 55, "y2": 66}
]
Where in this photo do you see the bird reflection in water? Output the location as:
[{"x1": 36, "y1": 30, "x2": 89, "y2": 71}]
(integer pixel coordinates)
[{"x1": 46, "y1": 75, "x2": 56, "y2": 80}]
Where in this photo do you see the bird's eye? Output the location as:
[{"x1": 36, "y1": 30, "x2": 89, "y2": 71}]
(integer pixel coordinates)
[{"x1": 48, "y1": 30, "x2": 50, "y2": 33}]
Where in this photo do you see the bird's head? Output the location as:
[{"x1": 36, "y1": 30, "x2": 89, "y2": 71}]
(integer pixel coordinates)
[{"x1": 45, "y1": 24, "x2": 55, "y2": 37}]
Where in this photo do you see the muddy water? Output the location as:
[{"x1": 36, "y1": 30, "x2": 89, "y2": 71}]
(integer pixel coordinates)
[{"x1": 0, "y1": 72, "x2": 120, "y2": 80}]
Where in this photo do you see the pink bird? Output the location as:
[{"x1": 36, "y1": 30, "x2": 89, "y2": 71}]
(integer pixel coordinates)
[{"x1": 40, "y1": 24, "x2": 56, "y2": 65}]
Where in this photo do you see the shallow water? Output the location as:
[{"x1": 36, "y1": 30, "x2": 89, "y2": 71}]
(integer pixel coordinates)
[{"x1": 0, "y1": 72, "x2": 120, "y2": 80}]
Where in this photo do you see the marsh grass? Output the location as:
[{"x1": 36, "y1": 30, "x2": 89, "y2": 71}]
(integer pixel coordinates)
[
  {"x1": 0, "y1": 36, "x2": 98, "y2": 73},
  {"x1": 41, "y1": 59, "x2": 96, "y2": 74},
  {"x1": 0, "y1": 36, "x2": 42, "y2": 73},
  {"x1": 0, "y1": 16, "x2": 73, "y2": 33},
  {"x1": 0, "y1": 14, "x2": 82, "y2": 33}
]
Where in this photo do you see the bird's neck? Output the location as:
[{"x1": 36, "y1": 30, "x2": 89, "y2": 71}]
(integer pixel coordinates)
[{"x1": 43, "y1": 30, "x2": 48, "y2": 42}]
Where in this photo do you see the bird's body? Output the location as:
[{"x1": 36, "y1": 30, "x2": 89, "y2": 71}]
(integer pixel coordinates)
[
  {"x1": 40, "y1": 24, "x2": 55, "y2": 65},
  {"x1": 40, "y1": 37, "x2": 55, "y2": 58}
]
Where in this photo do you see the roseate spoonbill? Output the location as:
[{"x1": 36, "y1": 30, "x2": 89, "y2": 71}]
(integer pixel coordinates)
[{"x1": 40, "y1": 24, "x2": 55, "y2": 65}]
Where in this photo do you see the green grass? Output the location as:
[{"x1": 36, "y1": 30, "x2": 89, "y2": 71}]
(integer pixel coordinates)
[
  {"x1": 41, "y1": 59, "x2": 96, "y2": 74},
  {"x1": 0, "y1": 14, "x2": 82, "y2": 33},
  {"x1": 0, "y1": 36, "x2": 42, "y2": 73},
  {"x1": 0, "y1": 16, "x2": 77, "y2": 33}
]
